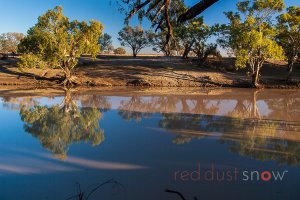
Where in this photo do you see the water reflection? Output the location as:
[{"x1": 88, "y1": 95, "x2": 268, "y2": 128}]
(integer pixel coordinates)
[
  {"x1": 1, "y1": 88, "x2": 300, "y2": 165},
  {"x1": 1, "y1": 88, "x2": 300, "y2": 199},
  {"x1": 115, "y1": 89, "x2": 300, "y2": 165},
  {"x1": 160, "y1": 113, "x2": 300, "y2": 165},
  {"x1": 18, "y1": 89, "x2": 109, "y2": 159}
]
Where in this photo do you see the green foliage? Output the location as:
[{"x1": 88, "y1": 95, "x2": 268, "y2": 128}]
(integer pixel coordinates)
[
  {"x1": 0, "y1": 32, "x2": 24, "y2": 53},
  {"x1": 175, "y1": 17, "x2": 208, "y2": 46},
  {"x1": 152, "y1": 32, "x2": 177, "y2": 56},
  {"x1": 17, "y1": 6, "x2": 103, "y2": 85},
  {"x1": 99, "y1": 33, "x2": 113, "y2": 53},
  {"x1": 114, "y1": 47, "x2": 126, "y2": 55},
  {"x1": 118, "y1": 25, "x2": 154, "y2": 57},
  {"x1": 148, "y1": 0, "x2": 187, "y2": 56},
  {"x1": 20, "y1": 95, "x2": 105, "y2": 159},
  {"x1": 234, "y1": 29, "x2": 284, "y2": 69},
  {"x1": 220, "y1": 0, "x2": 285, "y2": 87},
  {"x1": 175, "y1": 17, "x2": 207, "y2": 58},
  {"x1": 17, "y1": 54, "x2": 47, "y2": 70},
  {"x1": 119, "y1": 0, "x2": 217, "y2": 46},
  {"x1": 174, "y1": 17, "x2": 219, "y2": 63},
  {"x1": 195, "y1": 43, "x2": 221, "y2": 65},
  {"x1": 277, "y1": 6, "x2": 300, "y2": 78}
]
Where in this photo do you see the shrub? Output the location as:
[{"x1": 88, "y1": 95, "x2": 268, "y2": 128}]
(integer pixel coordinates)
[{"x1": 114, "y1": 47, "x2": 126, "y2": 55}]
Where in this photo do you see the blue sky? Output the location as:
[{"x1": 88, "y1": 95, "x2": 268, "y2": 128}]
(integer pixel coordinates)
[{"x1": 0, "y1": 0, "x2": 299, "y2": 53}]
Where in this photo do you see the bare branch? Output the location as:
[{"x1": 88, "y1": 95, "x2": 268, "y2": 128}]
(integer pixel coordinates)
[{"x1": 165, "y1": 189, "x2": 187, "y2": 200}]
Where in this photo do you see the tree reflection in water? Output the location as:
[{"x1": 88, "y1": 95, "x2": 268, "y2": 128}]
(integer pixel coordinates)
[
  {"x1": 3, "y1": 88, "x2": 300, "y2": 165},
  {"x1": 19, "y1": 89, "x2": 109, "y2": 160},
  {"x1": 117, "y1": 90, "x2": 300, "y2": 165},
  {"x1": 1, "y1": 96, "x2": 39, "y2": 111},
  {"x1": 118, "y1": 96, "x2": 158, "y2": 122}
]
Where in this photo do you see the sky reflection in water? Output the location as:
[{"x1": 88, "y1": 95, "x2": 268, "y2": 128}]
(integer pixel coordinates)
[{"x1": 0, "y1": 88, "x2": 300, "y2": 200}]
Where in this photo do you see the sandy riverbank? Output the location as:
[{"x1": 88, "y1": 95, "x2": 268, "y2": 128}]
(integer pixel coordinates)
[{"x1": 0, "y1": 55, "x2": 299, "y2": 89}]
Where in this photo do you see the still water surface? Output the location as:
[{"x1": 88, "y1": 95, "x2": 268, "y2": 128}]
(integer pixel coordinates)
[{"x1": 0, "y1": 88, "x2": 299, "y2": 200}]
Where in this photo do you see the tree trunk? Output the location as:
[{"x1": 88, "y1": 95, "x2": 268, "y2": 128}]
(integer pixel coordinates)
[
  {"x1": 286, "y1": 60, "x2": 294, "y2": 81},
  {"x1": 62, "y1": 88, "x2": 79, "y2": 118},
  {"x1": 182, "y1": 45, "x2": 190, "y2": 59},
  {"x1": 132, "y1": 47, "x2": 137, "y2": 57},
  {"x1": 182, "y1": 41, "x2": 194, "y2": 59},
  {"x1": 251, "y1": 90, "x2": 259, "y2": 118},
  {"x1": 62, "y1": 67, "x2": 77, "y2": 87},
  {"x1": 198, "y1": 55, "x2": 208, "y2": 66},
  {"x1": 165, "y1": 50, "x2": 171, "y2": 57},
  {"x1": 63, "y1": 88, "x2": 72, "y2": 113},
  {"x1": 252, "y1": 68, "x2": 260, "y2": 88},
  {"x1": 164, "y1": 45, "x2": 171, "y2": 56}
]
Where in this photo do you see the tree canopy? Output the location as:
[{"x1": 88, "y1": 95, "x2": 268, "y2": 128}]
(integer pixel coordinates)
[
  {"x1": 276, "y1": 6, "x2": 300, "y2": 80},
  {"x1": 17, "y1": 6, "x2": 103, "y2": 86},
  {"x1": 118, "y1": 25, "x2": 154, "y2": 57},
  {"x1": 176, "y1": 17, "x2": 219, "y2": 62},
  {"x1": 114, "y1": 47, "x2": 127, "y2": 55},
  {"x1": 218, "y1": 0, "x2": 285, "y2": 87},
  {"x1": 119, "y1": 0, "x2": 219, "y2": 44},
  {"x1": 99, "y1": 33, "x2": 113, "y2": 53},
  {"x1": 0, "y1": 32, "x2": 24, "y2": 54},
  {"x1": 20, "y1": 90, "x2": 105, "y2": 159}
]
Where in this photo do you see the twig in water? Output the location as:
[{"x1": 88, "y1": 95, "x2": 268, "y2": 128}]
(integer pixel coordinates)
[{"x1": 65, "y1": 179, "x2": 124, "y2": 200}]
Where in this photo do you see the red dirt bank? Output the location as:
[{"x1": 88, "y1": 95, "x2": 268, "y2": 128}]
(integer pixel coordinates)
[{"x1": 0, "y1": 55, "x2": 299, "y2": 89}]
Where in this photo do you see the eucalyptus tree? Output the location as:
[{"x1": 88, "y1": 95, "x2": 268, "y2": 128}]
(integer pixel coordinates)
[
  {"x1": 175, "y1": 16, "x2": 219, "y2": 63},
  {"x1": 148, "y1": 0, "x2": 186, "y2": 55},
  {"x1": 194, "y1": 43, "x2": 221, "y2": 65},
  {"x1": 99, "y1": 33, "x2": 113, "y2": 53},
  {"x1": 118, "y1": 25, "x2": 154, "y2": 57},
  {"x1": 0, "y1": 32, "x2": 24, "y2": 54},
  {"x1": 175, "y1": 17, "x2": 207, "y2": 59},
  {"x1": 276, "y1": 6, "x2": 300, "y2": 80},
  {"x1": 17, "y1": 6, "x2": 103, "y2": 86},
  {"x1": 152, "y1": 32, "x2": 177, "y2": 56},
  {"x1": 114, "y1": 47, "x2": 126, "y2": 55},
  {"x1": 119, "y1": 0, "x2": 219, "y2": 45},
  {"x1": 218, "y1": 0, "x2": 285, "y2": 87}
]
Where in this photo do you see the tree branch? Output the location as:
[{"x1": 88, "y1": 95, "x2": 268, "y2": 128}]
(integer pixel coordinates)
[
  {"x1": 178, "y1": 0, "x2": 219, "y2": 23},
  {"x1": 125, "y1": 0, "x2": 152, "y2": 21},
  {"x1": 165, "y1": 189, "x2": 187, "y2": 200},
  {"x1": 146, "y1": 0, "x2": 163, "y2": 14},
  {"x1": 150, "y1": 4, "x2": 165, "y2": 22}
]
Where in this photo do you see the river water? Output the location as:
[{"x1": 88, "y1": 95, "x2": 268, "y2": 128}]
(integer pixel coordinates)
[{"x1": 0, "y1": 88, "x2": 299, "y2": 200}]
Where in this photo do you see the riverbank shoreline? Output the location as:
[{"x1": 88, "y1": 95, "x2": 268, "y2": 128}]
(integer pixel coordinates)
[
  {"x1": 1, "y1": 56, "x2": 300, "y2": 89},
  {"x1": 1, "y1": 86, "x2": 299, "y2": 99}
]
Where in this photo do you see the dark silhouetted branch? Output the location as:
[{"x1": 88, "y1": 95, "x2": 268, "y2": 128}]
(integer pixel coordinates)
[
  {"x1": 178, "y1": 0, "x2": 219, "y2": 23},
  {"x1": 165, "y1": 189, "x2": 187, "y2": 200}
]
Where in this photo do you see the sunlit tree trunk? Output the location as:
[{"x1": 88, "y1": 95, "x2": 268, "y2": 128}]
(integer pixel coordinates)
[
  {"x1": 251, "y1": 90, "x2": 260, "y2": 118},
  {"x1": 60, "y1": 63, "x2": 78, "y2": 87},
  {"x1": 62, "y1": 88, "x2": 78, "y2": 115},
  {"x1": 287, "y1": 56, "x2": 295, "y2": 81},
  {"x1": 250, "y1": 59, "x2": 263, "y2": 88},
  {"x1": 252, "y1": 69, "x2": 260, "y2": 88}
]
